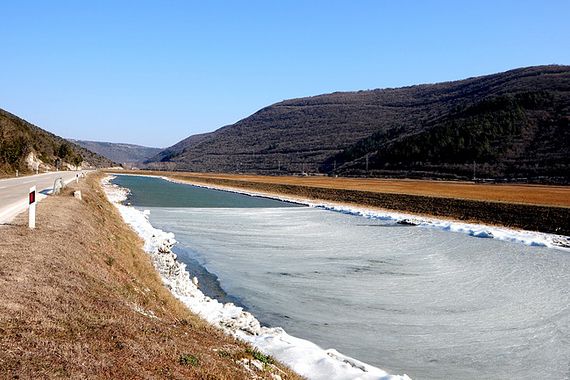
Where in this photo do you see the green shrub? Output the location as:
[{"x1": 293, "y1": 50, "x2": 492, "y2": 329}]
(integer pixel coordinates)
[
  {"x1": 179, "y1": 353, "x2": 199, "y2": 366},
  {"x1": 246, "y1": 348, "x2": 274, "y2": 365}
]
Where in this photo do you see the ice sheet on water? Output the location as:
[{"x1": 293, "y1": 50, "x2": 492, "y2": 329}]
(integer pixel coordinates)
[
  {"x1": 157, "y1": 175, "x2": 569, "y2": 251},
  {"x1": 102, "y1": 176, "x2": 410, "y2": 380},
  {"x1": 105, "y1": 175, "x2": 570, "y2": 379},
  {"x1": 145, "y1": 205, "x2": 570, "y2": 379}
]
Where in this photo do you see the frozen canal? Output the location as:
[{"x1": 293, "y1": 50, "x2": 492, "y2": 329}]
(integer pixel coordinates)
[{"x1": 113, "y1": 175, "x2": 570, "y2": 379}]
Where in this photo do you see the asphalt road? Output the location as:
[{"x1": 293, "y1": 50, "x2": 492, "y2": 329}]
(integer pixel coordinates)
[{"x1": 0, "y1": 171, "x2": 85, "y2": 224}]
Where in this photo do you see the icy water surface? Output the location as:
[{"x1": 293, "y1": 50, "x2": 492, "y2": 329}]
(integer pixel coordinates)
[
  {"x1": 114, "y1": 175, "x2": 570, "y2": 379},
  {"x1": 113, "y1": 174, "x2": 299, "y2": 208}
]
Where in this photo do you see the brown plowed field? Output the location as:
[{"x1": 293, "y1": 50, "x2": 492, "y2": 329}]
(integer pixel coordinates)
[{"x1": 167, "y1": 173, "x2": 570, "y2": 207}]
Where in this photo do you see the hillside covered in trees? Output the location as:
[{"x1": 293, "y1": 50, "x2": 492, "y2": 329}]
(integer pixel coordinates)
[
  {"x1": 0, "y1": 108, "x2": 114, "y2": 175},
  {"x1": 327, "y1": 89, "x2": 569, "y2": 181},
  {"x1": 68, "y1": 139, "x2": 162, "y2": 166},
  {"x1": 147, "y1": 65, "x2": 569, "y2": 183}
]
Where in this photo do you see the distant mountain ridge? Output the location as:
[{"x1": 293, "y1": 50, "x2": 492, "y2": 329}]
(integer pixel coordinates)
[
  {"x1": 69, "y1": 140, "x2": 162, "y2": 165},
  {"x1": 0, "y1": 108, "x2": 114, "y2": 175},
  {"x1": 146, "y1": 65, "x2": 570, "y2": 183}
]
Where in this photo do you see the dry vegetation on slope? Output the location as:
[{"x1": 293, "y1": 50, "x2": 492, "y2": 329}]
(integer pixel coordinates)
[
  {"x1": 0, "y1": 174, "x2": 300, "y2": 379},
  {"x1": 0, "y1": 108, "x2": 114, "y2": 176},
  {"x1": 146, "y1": 65, "x2": 569, "y2": 183},
  {"x1": 69, "y1": 139, "x2": 162, "y2": 165}
]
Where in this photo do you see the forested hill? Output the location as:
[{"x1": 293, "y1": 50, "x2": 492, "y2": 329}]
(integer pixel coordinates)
[
  {"x1": 68, "y1": 140, "x2": 162, "y2": 165},
  {"x1": 146, "y1": 65, "x2": 569, "y2": 183},
  {"x1": 0, "y1": 108, "x2": 114, "y2": 175}
]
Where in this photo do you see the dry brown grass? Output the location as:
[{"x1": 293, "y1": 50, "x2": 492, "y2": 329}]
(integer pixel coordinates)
[{"x1": 0, "y1": 173, "x2": 301, "y2": 379}]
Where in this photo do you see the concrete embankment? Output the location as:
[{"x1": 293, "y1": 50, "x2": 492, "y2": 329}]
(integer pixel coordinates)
[{"x1": 0, "y1": 173, "x2": 300, "y2": 379}]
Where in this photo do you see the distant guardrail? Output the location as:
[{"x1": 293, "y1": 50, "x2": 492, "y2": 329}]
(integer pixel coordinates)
[{"x1": 52, "y1": 177, "x2": 65, "y2": 195}]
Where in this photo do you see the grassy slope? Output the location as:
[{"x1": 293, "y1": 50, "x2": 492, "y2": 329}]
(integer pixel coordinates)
[{"x1": 0, "y1": 173, "x2": 300, "y2": 379}]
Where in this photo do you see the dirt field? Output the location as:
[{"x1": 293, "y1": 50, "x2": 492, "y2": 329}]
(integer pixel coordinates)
[
  {"x1": 0, "y1": 173, "x2": 300, "y2": 379},
  {"x1": 110, "y1": 170, "x2": 570, "y2": 236},
  {"x1": 164, "y1": 172, "x2": 570, "y2": 207}
]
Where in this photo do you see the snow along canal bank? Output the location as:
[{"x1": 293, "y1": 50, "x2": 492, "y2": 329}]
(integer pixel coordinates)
[
  {"x1": 102, "y1": 175, "x2": 411, "y2": 380},
  {"x1": 158, "y1": 175, "x2": 570, "y2": 252}
]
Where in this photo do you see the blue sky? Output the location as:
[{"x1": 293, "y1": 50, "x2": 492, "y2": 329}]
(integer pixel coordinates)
[{"x1": 1, "y1": 1, "x2": 569, "y2": 147}]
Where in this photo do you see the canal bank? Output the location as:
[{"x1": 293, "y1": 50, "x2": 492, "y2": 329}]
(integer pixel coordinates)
[
  {"x1": 0, "y1": 173, "x2": 301, "y2": 379},
  {"x1": 109, "y1": 174, "x2": 570, "y2": 380}
]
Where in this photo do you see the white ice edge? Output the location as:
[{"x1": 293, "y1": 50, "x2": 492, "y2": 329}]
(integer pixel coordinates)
[
  {"x1": 102, "y1": 175, "x2": 411, "y2": 380},
  {"x1": 132, "y1": 173, "x2": 569, "y2": 252}
]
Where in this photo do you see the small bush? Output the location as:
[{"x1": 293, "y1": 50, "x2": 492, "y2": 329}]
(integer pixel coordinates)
[
  {"x1": 246, "y1": 348, "x2": 274, "y2": 365},
  {"x1": 179, "y1": 354, "x2": 199, "y2": 366},
  {"x1": 217, "y1": 350, "x2": 231, "y2": 358}
]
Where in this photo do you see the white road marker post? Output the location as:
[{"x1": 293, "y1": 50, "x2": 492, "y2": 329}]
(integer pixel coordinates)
[{"x1": 29, "y1": 186, "x2": 36, "y2": 229}]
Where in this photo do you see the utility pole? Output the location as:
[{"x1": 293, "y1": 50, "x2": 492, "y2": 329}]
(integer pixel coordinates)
[
  {"x1": 473, "y1": 161, "x2": 476, "y2": 181},
  {"x1": 333, "y1": 160, "x2": 336, "y2": 172},
  {"x1": 365, "y1": 154, "x2": 369, "y2": 173}
]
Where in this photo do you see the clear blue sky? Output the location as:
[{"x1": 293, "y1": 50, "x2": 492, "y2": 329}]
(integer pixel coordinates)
[{"x1": 1, "y1": 1, "x2": 569, "y2": 148}]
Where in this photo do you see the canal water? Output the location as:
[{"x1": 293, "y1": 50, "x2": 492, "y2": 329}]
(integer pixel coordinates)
[{"x1": 112, "y1": 175, "x2": 570, "y2": 380}]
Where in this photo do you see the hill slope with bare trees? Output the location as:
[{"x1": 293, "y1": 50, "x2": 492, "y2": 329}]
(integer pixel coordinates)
[
  {"x1": 146, "y1": 65, "x2": 570, "y2": 183},
  {"x1": 0, "y1": 109, "x2": 114, "y2": 175}
]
